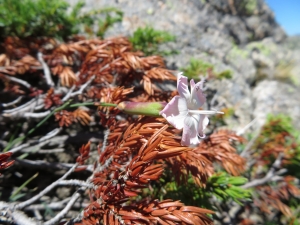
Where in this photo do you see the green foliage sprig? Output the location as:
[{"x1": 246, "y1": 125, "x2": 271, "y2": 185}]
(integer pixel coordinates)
[
  {"x1": 207, "y1": 172, "x2": 252, "y2": 204},
  {"x1": 181, "y1": 58, "x2": 233, "y2": 80},
  {"x1": 129, "y1": 26, "x2": 177, "y2": 56},
  {"x1": 160, "y1": 172, "x2": 251, "y2": 209},
  {"x1": 78, "y1": 6, "x2": 123, "y2": 38}
]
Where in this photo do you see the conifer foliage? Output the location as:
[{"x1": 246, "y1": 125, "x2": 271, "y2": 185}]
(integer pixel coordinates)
[{"x1": 0, "y1": 14, "x2": 299, "y2": 225}]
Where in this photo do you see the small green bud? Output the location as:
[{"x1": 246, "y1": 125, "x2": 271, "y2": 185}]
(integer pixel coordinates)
[{"x1": 117, "y1": 101, "x2": 167, "y2": 117}]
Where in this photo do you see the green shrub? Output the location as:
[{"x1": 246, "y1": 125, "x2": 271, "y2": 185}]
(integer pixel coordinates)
[
  {"x1": 129, "y1": 26, "x2": 176, "y2": 56},
  {"x1": 78, "y1": 6, "x2": 123, "y2": 38},
  {"x1": 182, "y1": 58, "x2": 232, "y2": 80},
  {"x1": 0, "y1": 0, "x2": 123, "y2": 40},
  {"x1": 181, "y1": 58, "x2": 213, "y2": 80}
]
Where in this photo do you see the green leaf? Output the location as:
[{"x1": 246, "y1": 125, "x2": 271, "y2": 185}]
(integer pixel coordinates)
[
  {"x1": 9, "y1": 172, "x2": 39, "y2": 201},
  {"x1": 208, "y1": 172, "x2": 252, "y2": 204}
]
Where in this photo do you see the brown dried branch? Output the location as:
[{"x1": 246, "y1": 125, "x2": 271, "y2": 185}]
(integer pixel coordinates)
[
  {"x1": 55, "y1": 108, "x2": 92, "y2": 127},
  {"x1": 199, "y1": 130, "x2": 246, "y2": 176},
  {"x1": 93, "y1": 86, "x2": 134, "y2": 114},
  {"x1": 254, "y1": 182, "x2": 296, "y2": 218},
  {"x1": 169, "y1": 149, "x2": 215, "y2": 187},
  {"x1": 82, "y1": 199, "x2": 214, "y2": 225},
  {"x1": 44, "y1": 87, "x2": 62, "y2": 109},
  {"x1": 0, "y1": 55, "x2": 41, "y2": 75},
  {"x1": 77, "y1": 141, "x2": 91, "y2": 165},
  {"x1": 79, "y1": 116, "x2": 217, "y2": 224},
  {"x1": 52, "y1": 65, "x2": 77, "y2": 87},
  {"x1": 55, "y1": 110, "x2": 74, "y2": 127},
  {"x1": 73, "y1": 108, "x2": 92, "y2": 126}
]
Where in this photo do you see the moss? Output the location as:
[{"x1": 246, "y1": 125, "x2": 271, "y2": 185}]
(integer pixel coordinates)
[
  {"x1": 228, "y1": 45, "x2": 249, "y2": 59},
  {"x1": 216, "y1": 70, "x2": 233, "y2": 79},
  {"x1": 275, "y1": 60, "x2": 297, "y2": 85},
  {"x1": 243, "y1": 0, "x2": 257, "y2": 15},
  {"x1": 246, "y1": 42, "x2": 272, "y2": 56}
]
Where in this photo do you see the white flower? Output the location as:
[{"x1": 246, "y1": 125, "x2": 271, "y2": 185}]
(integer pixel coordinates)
[{"x1": 160, "y1": 73, "x2": 223, "y2": 146}]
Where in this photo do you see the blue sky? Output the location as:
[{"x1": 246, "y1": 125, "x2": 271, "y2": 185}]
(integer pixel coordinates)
[{"x1": 266, "y1": 0, "x2": 300, "y2": 36}]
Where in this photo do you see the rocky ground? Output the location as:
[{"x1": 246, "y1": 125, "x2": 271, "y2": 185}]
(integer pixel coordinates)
[{"x1": 67, "y1": 0, "x2": 300, "y2": 133}]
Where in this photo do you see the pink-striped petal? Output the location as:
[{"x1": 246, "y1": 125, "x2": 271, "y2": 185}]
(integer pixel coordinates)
[
  {"x1": 190, "y1": 79, "x2": 206, "y2": 109},
  {"x1": 181, "y1": 115, "x2": 200, "y2": 146},
  {"x1": 198, "y1": 115, "x2": 209, "y2": 138},
  {"x1": 177, "y1": 73, "x2": 191, "y2": 101},
  {"x1": 160, "y1": 96, "x2": 188, "y2": 130}
]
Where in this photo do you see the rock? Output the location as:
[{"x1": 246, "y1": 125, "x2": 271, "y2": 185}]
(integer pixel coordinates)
[{"x1": 253, "y1": 80, "x2": 300, "y2": 129}]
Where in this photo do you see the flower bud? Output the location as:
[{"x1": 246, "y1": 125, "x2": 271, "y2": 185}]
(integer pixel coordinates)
[{"x1": 117, "y1": 101, "x2": 167, "y2": 117}]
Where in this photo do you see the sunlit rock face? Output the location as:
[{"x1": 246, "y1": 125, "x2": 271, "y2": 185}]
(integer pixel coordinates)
[{"x1": 66, "y1": 0, "x2": 300, "y2": 131}]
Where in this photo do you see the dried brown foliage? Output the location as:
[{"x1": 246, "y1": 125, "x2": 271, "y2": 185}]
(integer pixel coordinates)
[
  {"x1": 55, "y1": 108, "x2": 91, "y2": 127},
  {"x1": 0, "y1": 152, "x2": 14, "y2": 175},
  {"x1": 94, "y1": 86, "x2": 134, "y2": 114},
  {"x1": 0, "y1": 53, "x2": 10, "y2": 66},
  {"x1": 80, "y1": 117, "x2": 217, "y2": 225},
  {"x1": 166, "y1": 130, "x2": 245, "y2": 187},
  {"x1": 2, "y1": 82, "x2": 25, "y2": 95},
  {"x1": 242, "y1": 116, "x2": 300, "y2": 221},
  {"x1": 77, "y1": 142, "x2": 91, "y2": 166},
  {"x1": 73, "y1": 108, "x2": 92, "y2": 126},
  {"x1": 201, "y1": 130, "x2": 246, "y2": 176},
  {"x1": 55, "y1": 110, "x2": 74, "y2": 127},
  {"x1": 44, "y1": 88, "x2": 62, "y2": 109},
  {"x1": 254, "y1": 176, "x2": 300, "y2": 217},
  {"x1": 1, "y1": 35, "x2": 175, "y2": 124},
  {"x1": 83, "y1": 199, "x2": 214, "y2": 225},
  {"x1": 52, "y1": 65, "x2": 77, "y2": 87},
  {"x1": 248, "y1": 117, "x2": 299, "y2": 168}
]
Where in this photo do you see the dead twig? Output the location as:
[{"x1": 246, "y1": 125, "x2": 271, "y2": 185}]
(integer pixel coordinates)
[
  {"x1": 15, "y1": 163, "x2": 78, "y2": 210},
  {"x1": 1, "y1": 96, "x2": 23, "y2": 108},
  {"x1": 43, "y1": 188, "x2": 84, "y2": 225},
  {"x1": 68, "y1": 75, "x2": 95, "y2": 99},
  {"x1": 15, "y1": 159, "x2": 93, "y2": 172},
  {"x1": 242, "y1": 153, "x2": 286, "y2": 189},
  {"x1": 11, "y1": 210, "x2": 40, "y2": 225},
  {"x1": 23, "y1": 111, "x2": 51, "y2": 118},
  {"x1": 3, "y1": 97, "x2": 45, "y2": 118},
  {"x1": 37, "y1": 52, "x2": 54, "y2": 87},
  {"x1": 9, "y1": 128, "x2": 62, "y2": 154},
  {"x1": 24, "y1": 198, "x2": 88, "y2": 211},
  {"x1": 3, "y1": 74, "x2": 31, "y2": 89}
]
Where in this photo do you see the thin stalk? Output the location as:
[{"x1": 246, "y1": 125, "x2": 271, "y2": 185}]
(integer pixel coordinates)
[{"x1": 10, "y1": 172, "x2": 39, "y2": 201}]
